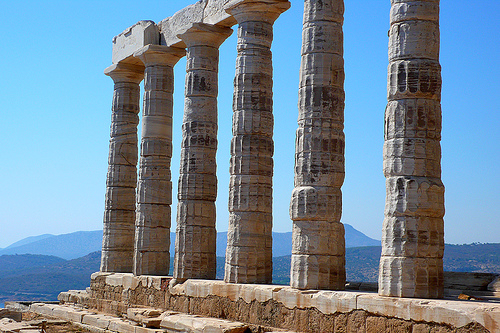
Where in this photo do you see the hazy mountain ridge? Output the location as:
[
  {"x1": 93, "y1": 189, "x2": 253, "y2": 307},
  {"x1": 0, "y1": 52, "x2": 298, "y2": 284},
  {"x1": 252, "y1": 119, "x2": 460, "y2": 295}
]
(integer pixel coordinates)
[
  {"x1": 0, "y1": 231, "x2": 103, "y2": 260},
  {"x1": 4, "y1": 234, "x2": 54, "y2": 250},
  {"x1": 1, "y1": 225, "x2": 380, "y2": 260},
  {"x1": 1, "y1": 243, "x2": 498, "y2": 305}
]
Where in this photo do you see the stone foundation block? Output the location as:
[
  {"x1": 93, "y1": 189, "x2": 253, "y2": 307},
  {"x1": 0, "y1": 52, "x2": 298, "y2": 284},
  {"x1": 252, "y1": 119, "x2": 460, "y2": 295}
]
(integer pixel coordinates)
[
  {"x1": 28, "y1": 303, "x2": 55, "y2": 317},
  {"x1": 82, "y1": 314, "x2": 114, "y2": 330},
  {"x1": 108, "y1": 319, "x2": 137, "y2": 333},
  {"x1": 160, "y1": 312, "x2": 249, "y2": 333},
  {"x1": 82, "y1": 273, "x2": 499, "y2": 332}
]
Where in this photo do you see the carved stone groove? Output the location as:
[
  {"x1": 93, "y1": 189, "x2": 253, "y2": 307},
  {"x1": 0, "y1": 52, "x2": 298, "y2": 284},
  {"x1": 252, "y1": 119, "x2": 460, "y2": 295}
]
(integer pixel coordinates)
[
  {"x1": 378, "y1": 0, "x2": 445, "y2": 299},
  {"x1": 224, "y1": 0, "x2": 290, "y2": 284},
  {"x1": 289, "y1": 0, "x2": 346, "y2": 290},
  {"x1": 101, "y1": 63, "x2": 144, "y2": 273},
  {"x1": 174, "y1": 23, "x2": 232, "y2": 281},
  {"x1": 133, "y1": 45, "x2": 185, "y2": 276}
]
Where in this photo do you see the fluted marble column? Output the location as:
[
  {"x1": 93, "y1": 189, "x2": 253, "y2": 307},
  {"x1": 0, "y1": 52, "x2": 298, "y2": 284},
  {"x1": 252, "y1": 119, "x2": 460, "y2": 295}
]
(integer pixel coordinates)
[
  {"x1": 379, "y1": 0, "x2": 444, "y2": 298},
  {"x1": 101, "y1": 63, "x2": 144, "y2": 273},
  {"x1": 224, "y1": 0, "x2": 290, "y2": 284},
  {"x1": 289, "y1": 0, "x2": 346, "y2": 290},
  {"x1": 133, "y1": 45, "x2": 185, "y2": 276},
  {"x1": 174, "y1": 23, "x2": 232, "y2": 281}
]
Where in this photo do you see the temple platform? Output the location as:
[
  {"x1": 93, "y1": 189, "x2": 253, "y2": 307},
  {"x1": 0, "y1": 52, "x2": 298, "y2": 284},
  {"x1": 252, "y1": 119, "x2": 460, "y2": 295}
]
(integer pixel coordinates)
[{"x1": 55, "y1": 272, "x2": 500, "y2": 332}]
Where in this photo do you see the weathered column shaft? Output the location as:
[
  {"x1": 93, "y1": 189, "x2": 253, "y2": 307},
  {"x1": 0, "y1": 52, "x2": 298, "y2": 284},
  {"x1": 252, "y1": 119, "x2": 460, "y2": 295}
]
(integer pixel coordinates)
[
  {"x1": 101, "y1": 63, "x2": 144, "y2": 273},
  {"x1": 133, "y1": 45, "x2": 185, "y2": 276},
  {"x1": 224, "y1": 0, "x2": 290, "y2": 284},
  {"x1": 379, "y1": 0, "x2": 444, "y2": 298},
  {"x1": 289, "y1": 0, "x2": 346, "y2": 290},
  {"x1": 174, "y1": 23, "x2": 232, "y2": 281}
]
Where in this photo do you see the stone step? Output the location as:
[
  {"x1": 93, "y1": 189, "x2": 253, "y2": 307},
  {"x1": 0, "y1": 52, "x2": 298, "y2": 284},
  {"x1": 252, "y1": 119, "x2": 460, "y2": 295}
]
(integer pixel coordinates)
[
  {"x1": 27, "y1": 303, "x2": 285, "y2": 333},
  {"x1": 160, "y1": 312, "x2": 249, "y2": 332}
]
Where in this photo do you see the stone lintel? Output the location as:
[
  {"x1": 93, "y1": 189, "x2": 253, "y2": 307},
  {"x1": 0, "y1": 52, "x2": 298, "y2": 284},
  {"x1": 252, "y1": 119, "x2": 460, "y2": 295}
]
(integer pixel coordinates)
[
  {"x1": 133, "y1": 44, "x2": 186, "y2": 67},
  {"x1": 112, "y1": 20, "x2": 159, "y2": 65},
  {"x1": 204, "y1": 0, "x2": 238, "y2": 26},
  {"x1": 104, "y1": 63, "x2": 144, "y2": 84},
  {"x1": 177, "y1": 23, "x2": 233, "y2": 48},
  {"x1": 158, "y1": 0, "x2": 289, "y2": 47},
  {"x1": 112, "y1": 1, "x2": 289, "y2": 59},
  {"x1": 87, "y1": 272, "x2": 500, "y2": 332},
  {"x1": 225, "y1": 0, "x2": 291, "y2": 24},
  {"x1": 158, "y1": 0, "x2": 209, "y2": 48}
]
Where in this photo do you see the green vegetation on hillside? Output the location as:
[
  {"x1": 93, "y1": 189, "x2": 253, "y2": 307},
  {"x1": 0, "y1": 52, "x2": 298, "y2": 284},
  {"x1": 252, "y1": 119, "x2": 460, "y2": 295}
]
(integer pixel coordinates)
[
  {"x1": 1, "y1": 243, "x2": 498, "y2": 304},
  {"x1": 0, "y1": 252, "x2": 100, "y2": 304}
]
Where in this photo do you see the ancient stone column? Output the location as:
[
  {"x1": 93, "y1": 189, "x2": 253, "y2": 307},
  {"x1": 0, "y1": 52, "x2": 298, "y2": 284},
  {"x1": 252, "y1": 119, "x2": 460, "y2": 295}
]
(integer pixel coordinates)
[
  {"x1": 173, "y1": 23, "x2": 232, "y2": 281},
  {"x1": 101, "y1": 63, "x2": 144, "y2": 273},
  {"x1": 379, "y1": 0, "x2": 444, "y2": 298},
  {"x1": 133, "y1": 45, "x2": 185, "y2": 276},
  {"x1": 289, "y1": 0, "x2": 346, "y2": 290},
  {"x1": 224, "y1": 0, "x2": 290, "y2": 284}
]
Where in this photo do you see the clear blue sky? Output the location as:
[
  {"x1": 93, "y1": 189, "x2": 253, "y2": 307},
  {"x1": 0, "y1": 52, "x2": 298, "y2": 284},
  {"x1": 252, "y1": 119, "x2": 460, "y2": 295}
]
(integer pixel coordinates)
[{"x1": 0, "y1": 0, "x2": 498, "y2": 249}]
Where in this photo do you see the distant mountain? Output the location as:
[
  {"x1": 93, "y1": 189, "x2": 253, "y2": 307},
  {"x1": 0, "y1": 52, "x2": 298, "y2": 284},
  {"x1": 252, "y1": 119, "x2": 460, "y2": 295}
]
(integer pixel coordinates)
[
  {"x1": 1, "y1": 225, "x2": 379, "y2": 260},
  {"x1": 273, "y1": 243, "x2": 500, "y2": 284},
  {"x1": 1, "y1": 243, "x2": 498, "y2": 304},
  {"x1": 4, "y1": 234, "x2": 54, "y2": 249},
  {"x1": 344, "y1": 224, "x2": 380, "y2": 247},
  {"x1": 0, "y1": 231, "x2": 103, "y2": 260}
]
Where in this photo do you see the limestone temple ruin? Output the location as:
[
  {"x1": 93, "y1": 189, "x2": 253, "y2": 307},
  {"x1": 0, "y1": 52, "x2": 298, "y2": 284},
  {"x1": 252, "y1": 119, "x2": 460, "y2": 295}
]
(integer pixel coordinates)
[
  {"x1": 55, "y1": 0, "x2": 498, "y2": 331},
  {"x1": 102, "y1": 0, "x2": 444, "y2": 298}
]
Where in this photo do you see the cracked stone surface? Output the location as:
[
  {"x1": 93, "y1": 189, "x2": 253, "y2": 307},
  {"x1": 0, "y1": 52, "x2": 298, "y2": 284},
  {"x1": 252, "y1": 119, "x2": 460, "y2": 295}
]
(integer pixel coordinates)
[
  {"x1": 101, "y1": 63, "x2": 144, "y2": 273},
  {"x1": 133, "y1": 45, "x2": 185, "y2": 276},
  {"x1": 174, "y1": 23, "x2": 232, "y2": 280},
  {"x1": 224, "y1": 0, "x2": 290, "y2": 284},
  {"x1": 379, "y1": 0, "x2": 445, "y2": 299},
  {"x1": 289, "y1": 0, "x2": 346, "y2": 290}
]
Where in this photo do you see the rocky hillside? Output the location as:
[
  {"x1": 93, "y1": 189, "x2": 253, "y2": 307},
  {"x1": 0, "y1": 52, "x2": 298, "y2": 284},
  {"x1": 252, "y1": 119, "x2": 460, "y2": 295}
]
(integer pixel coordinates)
[{"x1": 1, "y1": 243, "x2": 498, "y2": 304}]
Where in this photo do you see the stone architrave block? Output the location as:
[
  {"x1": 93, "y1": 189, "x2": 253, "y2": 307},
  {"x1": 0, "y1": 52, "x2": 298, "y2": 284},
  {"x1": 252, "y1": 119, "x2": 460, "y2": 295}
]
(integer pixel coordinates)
[
  {"x1": 204, "y1": 0, "x2": 235, "y2": 26},
  {"x1": 112, "y1": 21, "x2": 159, "y2": 64},
  {"x1": 158, "y1": 1, "x2": 207, "y2": 47},
  {"x1": 158, "y1": 0, "x2": 285, "y2": 48}
]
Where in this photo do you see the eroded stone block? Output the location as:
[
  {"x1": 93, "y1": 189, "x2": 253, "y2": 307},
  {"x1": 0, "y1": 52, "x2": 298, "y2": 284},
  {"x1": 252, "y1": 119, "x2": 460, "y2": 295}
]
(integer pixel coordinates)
[{"x1": 112, "y1": 21, "x2": 159, "y2": 64}]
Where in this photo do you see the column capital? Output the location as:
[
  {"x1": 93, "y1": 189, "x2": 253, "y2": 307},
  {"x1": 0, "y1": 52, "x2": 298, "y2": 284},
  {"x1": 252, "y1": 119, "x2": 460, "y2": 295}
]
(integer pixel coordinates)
[
  {"x1": 104, "y1": 63, "x2": 144, "y2": 84},
  {"x1": 133, "y1": 44, "x2": 185, "y2": 67},
  {"x1": 225, "y1": 0, "x2": 290, "y2": 24},
  {"x1": 177, "y1": 23, "x2": 233, "y2": 48}
]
